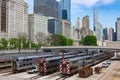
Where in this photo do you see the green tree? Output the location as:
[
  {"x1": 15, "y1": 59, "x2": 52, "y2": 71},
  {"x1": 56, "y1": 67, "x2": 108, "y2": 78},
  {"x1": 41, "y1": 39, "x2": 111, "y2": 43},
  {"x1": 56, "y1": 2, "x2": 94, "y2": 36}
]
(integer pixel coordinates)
[
  {"x1": 67, "y1": 39, "x2": 74, "y2": 46},
  {"x1": 0, "y1": 38, "x2": 8, "y2": 50},
  {"x1": 80, "y1": 35, "x2": 97, "y2": 46},
  {"x1": 9, "y1": 38, "x2": 18, "y2": 49},
  {"x1": 49, "y1": 34, "x2": 68, "y2": 46}
]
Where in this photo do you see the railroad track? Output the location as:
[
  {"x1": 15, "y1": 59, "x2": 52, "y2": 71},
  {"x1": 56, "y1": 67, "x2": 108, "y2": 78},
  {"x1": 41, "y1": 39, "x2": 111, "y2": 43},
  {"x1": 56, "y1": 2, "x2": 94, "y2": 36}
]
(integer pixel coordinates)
[
  {"x1": 2, "y1": 72, "x2": 17, "y2": 76},
  {"x1": 2, "y1": 70, "x2": 26, "y2": 76},
  {"x1": 56, "y1": 76, "x2": 68, "y2": 80},
  {"x1": 0, "y1": 69, "x2": 12, "y2": 74},
  {"x1": 25, "y1": 75, "x2": 42, "y2": 80}
]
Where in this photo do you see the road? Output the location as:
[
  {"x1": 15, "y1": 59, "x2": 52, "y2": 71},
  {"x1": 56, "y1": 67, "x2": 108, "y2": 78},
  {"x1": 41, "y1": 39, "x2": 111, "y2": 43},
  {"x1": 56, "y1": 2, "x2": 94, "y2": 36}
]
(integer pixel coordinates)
[{"x1": 99, "y1": 61, "x2": 120, "y2": 80}]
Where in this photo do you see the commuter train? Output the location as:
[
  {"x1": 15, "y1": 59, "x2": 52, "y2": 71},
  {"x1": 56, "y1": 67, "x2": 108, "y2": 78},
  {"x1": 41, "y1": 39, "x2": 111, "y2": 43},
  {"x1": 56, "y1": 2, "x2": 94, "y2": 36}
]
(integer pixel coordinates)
[
  {"x1": 11, "y1": 52, "x2": 76, "y2": 72},
  {"x1": 59, "y1": 51, "x2": 114, "y2": 76},
  {"x1": 37, "y1": 52, "x2": 88, "y2": 75}
]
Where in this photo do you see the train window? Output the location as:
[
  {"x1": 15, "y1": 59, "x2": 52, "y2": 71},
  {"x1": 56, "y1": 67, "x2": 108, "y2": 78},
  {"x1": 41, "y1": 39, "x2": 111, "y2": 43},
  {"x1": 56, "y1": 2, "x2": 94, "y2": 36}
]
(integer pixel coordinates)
[
  {"x1": 23, "y1": 64, "x2": 26, "y2": 66},
  {"x1": 23, "y1": 59, "x2": 25, "y2": 61},
  {"x1": 27, "y1": 59, "x2": 29, "y2": 61},
  {"x1": 17, "y1": 59, "x2": 19, "y2": 61},
  {"x1": 30, "y1": 63, "x2": 32, "y2": 65},
  {"x1": 30, "y1": 58, "x2": 32, "y2": 60},
  {"x1": 47, "y1": 66, "x2": 49, "y2": 69},
  {"x1": 20, "y1": 65, "x2": 22, "y2": 67}
]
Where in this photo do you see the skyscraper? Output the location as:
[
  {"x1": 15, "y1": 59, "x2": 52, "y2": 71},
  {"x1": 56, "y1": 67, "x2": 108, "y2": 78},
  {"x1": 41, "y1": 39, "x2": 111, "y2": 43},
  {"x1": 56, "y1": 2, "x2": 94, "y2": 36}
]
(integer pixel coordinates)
[
  {"x1": 82, "y1": 15, "x2": 89, "y2": 28},
  {"x1": 34, "y1": 0, "x2": 59, "y2": 19},
  {"x1": 76, "y1": 17, "x2": 81, "y2": 29},
  {"x1": 28, "y1": 14, "x2": 48, "y2": 43},
  {"x1": 93, "y1": 8, "x2": 103, "y2": 40},
  {"x1": 61, "y1": 20, "x2": 72, "y2": 38},
  {"x1": 108, "y1": 27, "x2": 114, "y2": 41},
  {"x1": 60, "y1": 0, "x2": 71, "y2": 21},
  {"x1": 95, "y1": 22, "x2": 103, "y2": 40},
  {"x1": 103, "y1": 28, "x2": 108, "y2": 40},
  {"x1": 48, "y1": 19, "x2": 61, "y2": 34},
  {"x1": 0, "y1": 0, "x2": 28, "y2": 38},
  {"x1": 94, "y1": 8, "x2": 98, "y2": 31},
  {"x1": 62, "y1": 10, "x2": 68, "y2": 20},
  {"x1": 116, "y1": 18, "x2": 120, "y2": 41}
]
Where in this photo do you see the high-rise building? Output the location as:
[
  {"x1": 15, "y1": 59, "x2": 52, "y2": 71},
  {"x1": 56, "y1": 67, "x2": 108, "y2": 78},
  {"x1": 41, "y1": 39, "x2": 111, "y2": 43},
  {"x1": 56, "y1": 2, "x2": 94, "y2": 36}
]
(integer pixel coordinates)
[
  {"x1": 103, "y1": 28, "x2": 108, "y2": 40},
  {"x1": 95, "y1": 22, "x2": 103, "y2": 40},
  {"x1": 116, "y1": 18, "x2": 120, "y2": 41},
  {"x1": 93, "y1": 8, "x2": 103, "y2": 40},
  {"x1": 0, "y1": 0, "x2": 28, "y2": 38},
  {"x1": 61, "y1": 20, "x2": 72, "y2": 38},
  {"x1": 48, "y1": 19, "x2": 61, "y2": 34},
  {"x1": 113, "y1": 32, "x2": 117, "y2": 41},
  {"x1": 62, "y1": 10, "x2": 68, "y2": 20},
  {"x1": 108, "y1": 27, "x2": 114, "y2": 41},
  {"x1": 34, "y1": 0, "x2": 59, "y2": 19},
  {"x1": 82, "y1": 15, "x2": 89, "y2": 28},
  {"x1": 60, "y1": 0, "x2": 71, "y2": 21},
  {"x1": 94, "y1": 8, "x2": 98, "y2": 31},
  {"x1": 28, "y1": 14, "x2": 48, "y2": 43},
  {"x1": 76, "y1": 17, "x2": 81, "y2": 29}
]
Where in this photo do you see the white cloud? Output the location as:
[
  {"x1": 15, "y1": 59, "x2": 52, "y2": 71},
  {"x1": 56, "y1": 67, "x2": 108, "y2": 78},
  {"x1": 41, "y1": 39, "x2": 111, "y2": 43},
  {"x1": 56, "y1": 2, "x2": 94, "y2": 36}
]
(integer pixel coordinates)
[
  {"x1": 56, "y1": 0, "x2": 60, "y2": 2},
  {"x1": 71, "y1": 0, "x2": 115, "y2": 7},
  {"x1": 56, "y1": 0, "x2": 115, "y2": 7},
  {"x1": 101, "y1": 0, "x2": 115, "y2": 4},
  {"x1": 72, "y1": 0, "x2": 99, "y2": 7}
]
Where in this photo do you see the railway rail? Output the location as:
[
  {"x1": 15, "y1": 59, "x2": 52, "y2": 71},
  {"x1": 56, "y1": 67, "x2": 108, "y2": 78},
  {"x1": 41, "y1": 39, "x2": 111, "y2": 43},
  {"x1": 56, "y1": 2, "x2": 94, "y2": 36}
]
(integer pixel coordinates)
[
  {"x1": 25, "y1": 75, "x2": 43, "y2": 80},
  {"x1": 55, "y1": 76, "x2": 68, "y2": 80},
  {"x1": 0, "y1": 68, "x2": 12, "y2": 74}
]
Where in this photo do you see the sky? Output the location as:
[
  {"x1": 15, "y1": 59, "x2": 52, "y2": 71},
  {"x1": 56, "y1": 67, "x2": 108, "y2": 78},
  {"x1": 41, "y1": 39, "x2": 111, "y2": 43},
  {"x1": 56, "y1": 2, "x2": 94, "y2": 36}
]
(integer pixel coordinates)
[{"x1": 25, "y1": 0, "x2": 120, "y2": 30}]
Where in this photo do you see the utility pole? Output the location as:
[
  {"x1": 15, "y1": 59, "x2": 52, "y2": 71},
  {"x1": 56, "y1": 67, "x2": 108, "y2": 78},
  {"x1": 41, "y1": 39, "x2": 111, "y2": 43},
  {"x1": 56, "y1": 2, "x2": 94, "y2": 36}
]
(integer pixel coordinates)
[{"x1": 62, "y1": 49, "x2": 65, "y2": 60}]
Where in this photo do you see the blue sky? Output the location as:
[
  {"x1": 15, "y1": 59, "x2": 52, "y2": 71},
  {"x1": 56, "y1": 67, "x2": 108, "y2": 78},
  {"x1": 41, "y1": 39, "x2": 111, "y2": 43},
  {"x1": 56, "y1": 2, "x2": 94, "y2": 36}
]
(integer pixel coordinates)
[{"x1": 25, "y1": 0, "x2": 120, "y2": 30}]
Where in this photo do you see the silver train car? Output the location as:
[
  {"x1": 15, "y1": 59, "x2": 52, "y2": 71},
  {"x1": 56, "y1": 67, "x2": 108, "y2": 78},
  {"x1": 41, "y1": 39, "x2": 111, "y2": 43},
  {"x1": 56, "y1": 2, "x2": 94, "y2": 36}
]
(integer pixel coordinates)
[{"x1": 11, "y1": 54, "x2": 53, "y2": 72}]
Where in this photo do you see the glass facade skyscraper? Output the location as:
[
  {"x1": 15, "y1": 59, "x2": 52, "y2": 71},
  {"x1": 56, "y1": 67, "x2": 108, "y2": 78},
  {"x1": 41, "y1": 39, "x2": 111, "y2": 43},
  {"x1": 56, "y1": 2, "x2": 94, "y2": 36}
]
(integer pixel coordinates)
[
  {"x1": 34, "y1": 0, "x2": 59, "y2": 19},
  {"x1": 62, "y1": 10, "x2": 68, "y2": 20},
  {"x1": 60, "y1": 0, "x2": 71, "y2": 21},
  {"x1": 103, "y1": 28, "x2": 108, "y2": 40},
  {"x1": 116, "y1": 18, "x2": 120, "y2": 41},
  {"x1": 48, "y1": 19, "x2": 61, "y2": 34},
  {"x1": 93, "y1": 8, "x2": 103, "y2": 40}
]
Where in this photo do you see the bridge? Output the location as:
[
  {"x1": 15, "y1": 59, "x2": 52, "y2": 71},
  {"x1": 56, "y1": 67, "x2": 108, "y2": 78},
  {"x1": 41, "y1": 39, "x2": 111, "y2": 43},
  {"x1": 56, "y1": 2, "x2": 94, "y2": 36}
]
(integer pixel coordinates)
[
  {"x1": 41, "y1": 46, "x2": 120, "y2": 51},
  {"x1": 41, "y1": 46, "x2": 120, "y2": 60}
]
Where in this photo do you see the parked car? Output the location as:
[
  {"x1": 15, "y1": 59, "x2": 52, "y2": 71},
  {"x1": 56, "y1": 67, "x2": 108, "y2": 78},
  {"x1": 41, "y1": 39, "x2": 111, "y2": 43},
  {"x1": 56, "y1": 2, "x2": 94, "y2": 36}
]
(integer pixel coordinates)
[
  {"x1": 27, "y1": 66, "x2": 38, "y2": 74},
  {"x1": 106, "y1": 60, "x2": 111, "y2": 65},
  {"x1": 102, "y1": 63, "x2": 108, "y2": 68}
]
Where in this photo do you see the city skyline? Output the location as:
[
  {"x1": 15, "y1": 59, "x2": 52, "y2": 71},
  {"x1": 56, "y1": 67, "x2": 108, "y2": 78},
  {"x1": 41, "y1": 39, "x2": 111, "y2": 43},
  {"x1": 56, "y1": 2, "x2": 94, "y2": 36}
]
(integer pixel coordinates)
[{"x1": 25, "y1": 0, "x2": 120, "y2": 30}]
